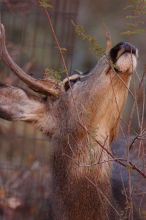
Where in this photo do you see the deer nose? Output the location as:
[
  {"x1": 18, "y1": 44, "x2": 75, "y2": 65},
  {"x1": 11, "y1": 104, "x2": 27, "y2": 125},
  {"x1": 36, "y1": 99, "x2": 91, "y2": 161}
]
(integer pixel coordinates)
[
  {"x1": 110, "y1": 42, "x2": 138, "y2": 64},
  {"x1": 120, "y1": 42, "x2": 138, "y2": 56}
]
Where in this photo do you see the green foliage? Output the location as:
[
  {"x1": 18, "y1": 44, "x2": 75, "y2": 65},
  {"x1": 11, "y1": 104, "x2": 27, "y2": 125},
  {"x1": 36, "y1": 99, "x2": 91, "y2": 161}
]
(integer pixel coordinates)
[
  {"x1": 122, "y1": 0, "x2": 146, "y2": 36},
  {"x1": 39, "y1": 0, "x2": 53, "y2": 9},
  {"x1": 72, "y1": 21, "x2": 105, "y2": 57},
  {"x1": 44, "y1": 68, "x2": 62, "y2": 80}
]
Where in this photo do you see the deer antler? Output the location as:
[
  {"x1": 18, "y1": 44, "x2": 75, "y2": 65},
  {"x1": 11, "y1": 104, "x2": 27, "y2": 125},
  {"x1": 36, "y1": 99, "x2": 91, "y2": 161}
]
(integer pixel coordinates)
[
  {"x1": 105, "y1": 31, "x2": 112, "y2": 53},
  {"x1": 103, "y1": 24, "x2": 112, "y2": 53},
  {"x1": 0, "y1": 23, "x2": 64, "y2": 97}
]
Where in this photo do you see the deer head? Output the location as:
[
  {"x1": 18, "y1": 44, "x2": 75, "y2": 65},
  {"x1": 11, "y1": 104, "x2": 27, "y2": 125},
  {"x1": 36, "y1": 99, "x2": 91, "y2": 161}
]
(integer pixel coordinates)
[{"x1": 0, "y1": 23, "x2": 138, "y2": 139}]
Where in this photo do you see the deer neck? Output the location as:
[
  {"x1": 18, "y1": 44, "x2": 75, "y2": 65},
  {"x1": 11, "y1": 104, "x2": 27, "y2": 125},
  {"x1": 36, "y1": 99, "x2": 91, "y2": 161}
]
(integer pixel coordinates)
[
  {"x1": 80, "y1": 67, "x2": 131, "y2": 141},
  {"x1": 64, "y1": 70, "x2": 131, "y2": 182}
]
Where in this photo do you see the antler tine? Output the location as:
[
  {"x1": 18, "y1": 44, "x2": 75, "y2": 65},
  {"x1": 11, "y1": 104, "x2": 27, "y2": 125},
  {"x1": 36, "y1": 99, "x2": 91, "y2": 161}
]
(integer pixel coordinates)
[
  {"x1": 103, "y1": 24, "x2": 112, "y2": 53},
  {"x1": 0, "y1": 23, "x2": 63, "y2": 97},
  {"x1": 105, "y1": 31, "x2": 112, "y2": 53}
]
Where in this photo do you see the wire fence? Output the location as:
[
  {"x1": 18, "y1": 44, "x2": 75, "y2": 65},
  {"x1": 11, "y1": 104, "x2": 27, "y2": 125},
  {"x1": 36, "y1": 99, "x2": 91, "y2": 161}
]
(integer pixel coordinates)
[{"x1": 0, "y1": 1, "x2": 146, "y2": 219}]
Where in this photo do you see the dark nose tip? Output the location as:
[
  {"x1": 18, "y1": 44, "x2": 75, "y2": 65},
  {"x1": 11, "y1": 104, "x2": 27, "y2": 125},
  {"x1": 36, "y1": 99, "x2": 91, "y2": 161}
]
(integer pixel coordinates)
[
  {"x1": 120, "y1": 42, "x2": 137, "y2": 55},
  {"x1": 110, "y1": 42, "x2": 138, "y2": 63}
]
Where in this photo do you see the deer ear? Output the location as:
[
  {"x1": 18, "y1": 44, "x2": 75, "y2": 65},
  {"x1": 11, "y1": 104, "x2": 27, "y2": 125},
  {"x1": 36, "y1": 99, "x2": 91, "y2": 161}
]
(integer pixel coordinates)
[{"x1": 0, "y1": 84, "x2": 46, "y2": 122}]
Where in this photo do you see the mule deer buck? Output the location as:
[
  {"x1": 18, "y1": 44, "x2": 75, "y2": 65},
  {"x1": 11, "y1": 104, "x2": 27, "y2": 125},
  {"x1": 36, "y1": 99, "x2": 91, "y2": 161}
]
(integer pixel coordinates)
[{"x1": 0, "y1": 23, "x2": 139, "y2": 219}]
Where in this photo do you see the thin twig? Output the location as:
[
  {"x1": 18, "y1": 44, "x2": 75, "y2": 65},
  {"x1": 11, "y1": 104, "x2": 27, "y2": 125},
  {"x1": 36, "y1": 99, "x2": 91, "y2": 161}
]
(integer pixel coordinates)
[
  {"x1": 94, "y1": 137, "x2": 146, "y2": 179},
  {"x1": 43, "y1": 9, "x2": 69, "y2": 75}
]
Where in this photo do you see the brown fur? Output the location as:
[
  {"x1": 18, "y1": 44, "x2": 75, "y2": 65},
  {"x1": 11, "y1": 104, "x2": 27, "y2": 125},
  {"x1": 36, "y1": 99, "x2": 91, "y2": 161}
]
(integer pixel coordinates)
[
  {"x1": 47, "y1": 56, "x2": 132, "y2": 220},
  {"x1": 0, "y1": 52, "x2": 137, "y2": 219}
]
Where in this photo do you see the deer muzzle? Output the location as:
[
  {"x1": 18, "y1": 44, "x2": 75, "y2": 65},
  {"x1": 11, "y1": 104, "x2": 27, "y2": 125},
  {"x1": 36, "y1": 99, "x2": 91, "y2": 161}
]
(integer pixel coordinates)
[{"x1": 110, "y1": 42, "x2": 138, "y2": 74}]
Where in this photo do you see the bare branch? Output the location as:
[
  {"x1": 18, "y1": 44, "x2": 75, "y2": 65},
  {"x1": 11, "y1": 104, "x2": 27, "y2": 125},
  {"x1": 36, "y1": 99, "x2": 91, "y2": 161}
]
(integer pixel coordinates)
[{"x1": 0, "y1": 23, "x2": 63, "y2": 97}]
